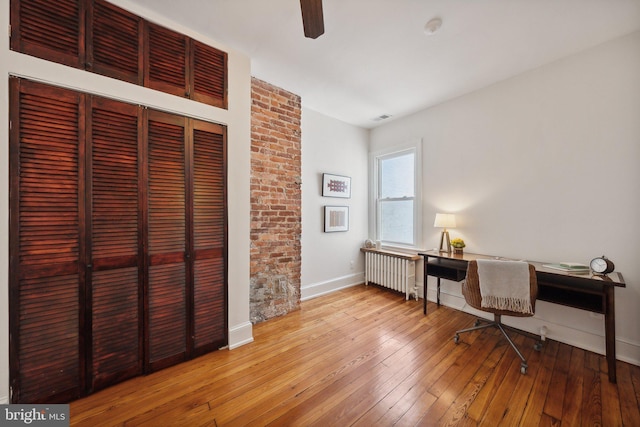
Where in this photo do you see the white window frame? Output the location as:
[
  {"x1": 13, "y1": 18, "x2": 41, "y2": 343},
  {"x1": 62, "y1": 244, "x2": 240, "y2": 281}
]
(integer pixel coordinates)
[{"x1": 369, "y1": 139, "x2": 423, "y2": 250}]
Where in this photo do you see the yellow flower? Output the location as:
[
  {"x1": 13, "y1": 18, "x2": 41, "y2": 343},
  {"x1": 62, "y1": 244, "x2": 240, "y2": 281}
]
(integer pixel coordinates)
[{"x1": 451, "y1": 238, "x2": 465, "y2": 248}]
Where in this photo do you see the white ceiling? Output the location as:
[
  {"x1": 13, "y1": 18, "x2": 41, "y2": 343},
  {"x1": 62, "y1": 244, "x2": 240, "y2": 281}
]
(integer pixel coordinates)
[{"x1": 127, "y1": 0, "x2": 640, "y2": 128}]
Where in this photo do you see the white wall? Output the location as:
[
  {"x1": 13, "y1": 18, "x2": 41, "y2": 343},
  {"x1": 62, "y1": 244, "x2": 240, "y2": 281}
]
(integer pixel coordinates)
[
  {"x1": 301, "y1": 108, "x2": 369, "y2": 299},
  {"x1": 371, "y1": 31, "x2": 640, "y2": 365},
  {"x1": 0, "y1": 0, "x2": 253, "y2": 403}
]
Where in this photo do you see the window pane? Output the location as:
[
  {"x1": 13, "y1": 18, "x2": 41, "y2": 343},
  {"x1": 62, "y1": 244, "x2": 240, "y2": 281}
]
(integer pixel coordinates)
[
  {"x1": 380, "y1": 200, "x2": 414, "y2": 244},
  {"x1": 380, "y1": 153, "x2": 414, "y2": 198}
]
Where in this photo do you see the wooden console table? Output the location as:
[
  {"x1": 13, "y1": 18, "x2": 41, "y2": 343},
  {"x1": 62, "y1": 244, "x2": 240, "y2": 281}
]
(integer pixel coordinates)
[{"x1": 419, "y1": 249, "x2": 626, "y2": 383}]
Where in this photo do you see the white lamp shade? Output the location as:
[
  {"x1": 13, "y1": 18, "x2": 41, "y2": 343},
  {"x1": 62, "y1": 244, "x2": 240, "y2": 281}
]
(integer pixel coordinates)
[{"x1": 434, "y1": 213, "x2": 456, "y2": 228}]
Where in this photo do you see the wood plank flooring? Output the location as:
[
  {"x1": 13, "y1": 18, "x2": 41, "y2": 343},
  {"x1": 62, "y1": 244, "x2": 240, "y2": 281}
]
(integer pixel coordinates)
[{"x1": 70, "y1": 285, "x2": 640, "y2": 426}]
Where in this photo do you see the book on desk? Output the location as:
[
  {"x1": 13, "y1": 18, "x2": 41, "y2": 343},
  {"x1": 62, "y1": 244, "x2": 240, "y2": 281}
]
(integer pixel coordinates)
[{"x1": 542, "y1": 262, "x2": 590, "y2": 273}]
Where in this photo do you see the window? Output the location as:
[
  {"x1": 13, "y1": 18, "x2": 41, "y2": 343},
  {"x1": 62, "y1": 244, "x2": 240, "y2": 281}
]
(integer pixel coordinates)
[{"x1": 372, "y1": 141, "x2": 422, "y2": 248}]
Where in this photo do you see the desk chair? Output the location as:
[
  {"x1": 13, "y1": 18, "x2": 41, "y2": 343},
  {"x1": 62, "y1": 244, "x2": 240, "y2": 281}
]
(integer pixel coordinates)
[{"x1": 453, "y1": 260, "x2": 541, "y2": 374}]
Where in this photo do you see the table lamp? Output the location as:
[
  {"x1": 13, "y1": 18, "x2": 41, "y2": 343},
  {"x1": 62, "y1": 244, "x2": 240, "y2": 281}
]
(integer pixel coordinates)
[{"x1": 434, "y1": 213, "x2": 456, "y2": 253}]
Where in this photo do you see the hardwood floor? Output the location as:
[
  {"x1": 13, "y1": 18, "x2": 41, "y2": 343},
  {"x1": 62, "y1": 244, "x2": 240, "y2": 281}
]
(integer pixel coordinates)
[{"x1": 70, "y1": 285, "x2": 640, "y2": 426}]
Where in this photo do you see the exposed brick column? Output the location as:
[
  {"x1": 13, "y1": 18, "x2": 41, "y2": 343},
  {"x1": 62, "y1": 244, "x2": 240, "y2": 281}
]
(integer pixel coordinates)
[{"x1": 250, "y1": 78, "x2": 302, "y2": 323}]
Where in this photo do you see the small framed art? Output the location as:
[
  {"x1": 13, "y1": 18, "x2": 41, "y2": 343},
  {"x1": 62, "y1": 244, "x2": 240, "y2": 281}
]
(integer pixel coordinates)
[
  {"x1": 324, "y1": 206, "x2": 349, "y2": 232},
  {"x1": 322, "y1": 173, "x2": 351, "y2": 198}
]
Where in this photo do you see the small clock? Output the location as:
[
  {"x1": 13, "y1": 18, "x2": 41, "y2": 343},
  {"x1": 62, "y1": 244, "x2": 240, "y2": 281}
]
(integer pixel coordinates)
[{"x1": 590, "y1": 255, "x2": 615, "y2": 275}]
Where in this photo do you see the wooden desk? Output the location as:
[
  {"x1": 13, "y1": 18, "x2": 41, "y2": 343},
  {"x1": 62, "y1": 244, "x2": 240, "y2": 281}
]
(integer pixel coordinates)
[{"x1": 419, "y1": 249, "x2": 626, "y2": 383}]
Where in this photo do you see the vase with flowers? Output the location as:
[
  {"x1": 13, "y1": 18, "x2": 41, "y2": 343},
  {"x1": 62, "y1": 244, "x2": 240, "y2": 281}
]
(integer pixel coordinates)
[{"x1": 451, "y1": 238, "x2": 465, "y2": 254}]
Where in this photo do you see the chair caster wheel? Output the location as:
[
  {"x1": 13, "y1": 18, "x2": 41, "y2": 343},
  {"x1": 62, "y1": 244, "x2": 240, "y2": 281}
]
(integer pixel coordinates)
[
  {"x1": 474, "y1": 319, "x2": 481, "y2": 327},
  {"x1": 454, "y1": 334, "x2": 460, "y2": 344},
  {"x1": 534, "y1": 342, "x2": 542, "y2": 351},
  {"x1": 520, "y1": 363, "x2": 528, "y2": 374}
]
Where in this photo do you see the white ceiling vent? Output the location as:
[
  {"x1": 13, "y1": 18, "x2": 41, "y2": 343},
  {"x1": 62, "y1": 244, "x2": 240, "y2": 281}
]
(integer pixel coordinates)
[{"x1": 373, "y1": 114, "x2": 392, "y2": 122}]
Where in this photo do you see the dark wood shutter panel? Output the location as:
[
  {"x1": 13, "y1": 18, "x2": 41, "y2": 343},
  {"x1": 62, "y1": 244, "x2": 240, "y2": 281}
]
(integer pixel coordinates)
[
  {"x1": 193, "y1": 128, "x2": 225, "y2": 249},
  {"x1": 90, "y1": 99, "x2": 140, "y2": 262},
  {"x1": 87, "y1": 0, "x2": 142, "y2": 84},
  {"x1": 18, "y1": 275, "x2": 81, "y2": 402},
  {"x1": 147, "y1": 111, "x2": 187, "y2": 370},
  {"x1": 11, "y1": 1, "x2": 228, "y2": 108},
  {"x1": 192, "y1": 40, "x2": 228, "y2": 109},
  {"x1": 146, "y1": 22, "x2": 188, "y2": 97},
  {"x1": 192, "y1": 124, "x2": 227, "y2": 352},
  {"x1": 10, "y1": 80, "x2": 83, "y2": 403},
  {"x1": 10, "y1": 78, "x2": 228, "y2": 402},
  {"x1": 17, "y1": 95, "x2": 81, "y2": 268},
  {"x1": 148, "y1": 264, "x2": 187, "y2": 366},
  {"x1": 193, "y1": 258, "x2": 226, "y2": 351},
  {"x1": 89, "y1": 97, "x2": 142, "y2": 390},
  {"x1": 147, "y1": 115, "x2": 186, "y2": 257},
  {"x1": 91, "y1": 268, "x2": 140, "y2": 388},
  {"x1": 11, "y1": 0, "x2": 84, "y2": 68}
]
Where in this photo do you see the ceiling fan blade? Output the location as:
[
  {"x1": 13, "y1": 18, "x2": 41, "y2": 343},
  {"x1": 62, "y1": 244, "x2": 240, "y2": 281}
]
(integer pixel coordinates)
[{"x1": 300, "y1": 0, "x2": 325, "y2": 39}]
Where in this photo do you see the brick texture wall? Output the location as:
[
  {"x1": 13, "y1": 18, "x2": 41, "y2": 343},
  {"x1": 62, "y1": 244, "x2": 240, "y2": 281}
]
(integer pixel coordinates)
[{"x1": 250, "y1": 78, "x2": 302, "y2": 323}]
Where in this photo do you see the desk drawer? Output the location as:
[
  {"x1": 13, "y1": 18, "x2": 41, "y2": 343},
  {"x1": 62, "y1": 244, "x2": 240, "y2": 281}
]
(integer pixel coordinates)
[
  {"x1": 426, "y1": 260, "x2": 466, "y2": 282},
  {"x1": 537, "y1": 281, "x2": 604, "y2": 313}
]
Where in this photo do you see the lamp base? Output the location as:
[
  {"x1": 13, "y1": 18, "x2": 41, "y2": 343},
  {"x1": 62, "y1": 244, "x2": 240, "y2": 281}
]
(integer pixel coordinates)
[{"x1": 439, "y1": 230, "x2": 451, "y2": 253}]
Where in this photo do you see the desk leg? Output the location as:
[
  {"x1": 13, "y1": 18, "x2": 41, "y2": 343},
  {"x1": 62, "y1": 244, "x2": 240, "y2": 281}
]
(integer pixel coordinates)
[
  {"x1": 423, "y1": 258, "x2": 428, "y2": 314},
  {"x1": 605, "y1": 286, "x2": 617, "y2": 383},
  {"x1": 437, "y1": 278, "x2": 441, "y2": 306},
  {"x1": 423, "y1": 276, "x2": 427, "y2": 315}
]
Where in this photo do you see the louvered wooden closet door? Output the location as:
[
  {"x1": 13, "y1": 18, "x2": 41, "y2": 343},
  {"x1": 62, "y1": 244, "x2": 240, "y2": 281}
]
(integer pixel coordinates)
[
  {"x1": 9, "y1": 79, "x2": 84, "y2": 403},
  {"x1": 88, "y1": 97, "x2": 143, "y2": 391},
  {"x1": 191, "y1": 40, "x2": 227, "y2": 109},
  {"x1": 146, "y1": 110, "x2": 188, "y2": 370},
  {"x1": 10, "y1": 0, "x2": 85, "y2": 68},
  {"x1": 10, "y1": 79, "x2": 228, "y2": 402},
  {"x1": 87, "y1": 0, "x2": 143, "y2": 85},
  {"x1": 145, "y1": 22, "x2": 188, "y2": 98},
  {"x1": 192, "y1": 121, "x2": 227, "y2": 355}
]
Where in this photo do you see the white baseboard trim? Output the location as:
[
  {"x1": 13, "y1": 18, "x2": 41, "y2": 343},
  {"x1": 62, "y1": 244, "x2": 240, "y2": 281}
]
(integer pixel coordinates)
[
  {"x1": 228, "y1": 321, "x2": 254, "y2": 350},
  {"x1": 0, "y1": 395, "x2": 8, "y2": 404},
  {"x1": 425, "y1": 285, "x2": 640, "y2": 367},
  {"x1": 301, "y1": 272, "x2": 364, "y2": 301}
]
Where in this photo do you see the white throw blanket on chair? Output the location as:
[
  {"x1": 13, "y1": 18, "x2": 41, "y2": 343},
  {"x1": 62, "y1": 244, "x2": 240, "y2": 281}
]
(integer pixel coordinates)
[{"x1": 477, "y1": 259, "x2": 533, "y2": 314}]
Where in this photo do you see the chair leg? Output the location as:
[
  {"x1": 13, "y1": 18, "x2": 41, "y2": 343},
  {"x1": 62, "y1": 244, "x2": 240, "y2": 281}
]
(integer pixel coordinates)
[
  {"x1": 453, "y1": 319, "x2": 495, "y2": 344},
  {"x1": 454, "y1": 314, "x2": 531, "y2": 374},
  {"x1": 454, "y1": 321, "x2": 495, "y2": 336},
  {"x1": 496, "y1": 323, "x2": 526, "y2": 362},
  {"x1": 496, "y1": 322, "x2": 530, "y2": 374},
  {"x1": 502, "y1": 323, "x2": 544, "y2": 352}
]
